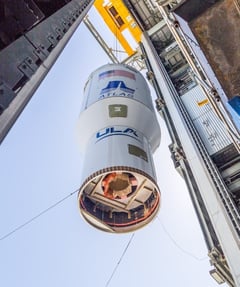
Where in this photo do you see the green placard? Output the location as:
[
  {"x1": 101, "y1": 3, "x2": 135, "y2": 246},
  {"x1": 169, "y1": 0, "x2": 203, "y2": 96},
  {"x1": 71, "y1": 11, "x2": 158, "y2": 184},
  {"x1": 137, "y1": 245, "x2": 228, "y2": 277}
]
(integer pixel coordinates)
[
  {"x1": 109, "y1": 104, "x2": 128, "y2": 117},
  {"x1": 128, "y1": 144, "x2": 148, "y2": 162}
]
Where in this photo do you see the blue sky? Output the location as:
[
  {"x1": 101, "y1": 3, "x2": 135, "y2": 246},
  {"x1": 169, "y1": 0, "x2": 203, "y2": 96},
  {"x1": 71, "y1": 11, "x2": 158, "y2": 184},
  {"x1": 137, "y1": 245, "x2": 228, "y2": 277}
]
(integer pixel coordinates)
[{"x1": 0, "y1": 8, "x2": 221, "y2": 287}]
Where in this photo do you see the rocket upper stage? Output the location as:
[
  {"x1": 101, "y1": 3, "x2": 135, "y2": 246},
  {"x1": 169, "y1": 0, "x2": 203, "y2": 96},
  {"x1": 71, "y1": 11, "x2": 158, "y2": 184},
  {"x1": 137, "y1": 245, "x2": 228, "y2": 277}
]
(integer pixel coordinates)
[{"x1": 77, "y1": 63, "x2": 161, "y2": 233}]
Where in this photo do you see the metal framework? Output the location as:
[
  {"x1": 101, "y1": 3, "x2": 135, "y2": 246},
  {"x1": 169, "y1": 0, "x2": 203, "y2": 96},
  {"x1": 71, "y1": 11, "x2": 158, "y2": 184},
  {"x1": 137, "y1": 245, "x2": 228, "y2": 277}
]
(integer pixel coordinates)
[
  {"x1": 121, "y1": 0, "x2": 240, "y2": 285},
  {"x1": 0, "y1": 0, "x2": 94, "y2": 144}
]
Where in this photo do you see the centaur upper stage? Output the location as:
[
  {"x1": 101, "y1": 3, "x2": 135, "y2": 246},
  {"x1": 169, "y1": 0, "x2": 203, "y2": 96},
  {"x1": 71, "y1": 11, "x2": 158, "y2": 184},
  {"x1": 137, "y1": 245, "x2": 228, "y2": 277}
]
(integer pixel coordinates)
[{"x1": 77, "y1": 63, "x2": 161, "y2": 233}]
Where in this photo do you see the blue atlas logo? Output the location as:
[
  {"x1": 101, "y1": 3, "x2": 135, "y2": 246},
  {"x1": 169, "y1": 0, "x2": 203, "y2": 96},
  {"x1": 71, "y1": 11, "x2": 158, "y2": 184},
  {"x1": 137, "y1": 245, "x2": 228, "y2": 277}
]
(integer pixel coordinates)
[{"x1": 99, "y1": 81, "x2": 135, "y2": 99}]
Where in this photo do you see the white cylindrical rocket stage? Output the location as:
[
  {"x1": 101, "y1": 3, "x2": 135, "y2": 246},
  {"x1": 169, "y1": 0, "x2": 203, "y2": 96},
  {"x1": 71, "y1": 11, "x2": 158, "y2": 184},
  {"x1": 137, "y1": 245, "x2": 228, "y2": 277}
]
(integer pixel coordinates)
[{"x1": 77, "y1": 64, "x2": 161, "y2": 233}]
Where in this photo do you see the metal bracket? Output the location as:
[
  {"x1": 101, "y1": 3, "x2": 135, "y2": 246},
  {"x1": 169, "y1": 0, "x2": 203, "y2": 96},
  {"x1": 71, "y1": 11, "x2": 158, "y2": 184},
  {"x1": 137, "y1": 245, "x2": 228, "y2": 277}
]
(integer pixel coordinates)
[
  {"x1": 155, "y1": 98, "x2": 165, "y2": 111},
  {"x1": 0, "y1": 80, "x2": 16, "y2": 112}
]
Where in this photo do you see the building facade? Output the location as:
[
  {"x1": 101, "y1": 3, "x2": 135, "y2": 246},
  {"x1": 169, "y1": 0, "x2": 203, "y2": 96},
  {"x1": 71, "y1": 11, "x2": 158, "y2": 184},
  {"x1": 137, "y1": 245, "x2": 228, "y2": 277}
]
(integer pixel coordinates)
[
  {"x1": 121, "y1": 0, "x2": 240, "y2": 285},
  {"x1": 0, "y1": 0, "x2": 94, "y2": 143}
]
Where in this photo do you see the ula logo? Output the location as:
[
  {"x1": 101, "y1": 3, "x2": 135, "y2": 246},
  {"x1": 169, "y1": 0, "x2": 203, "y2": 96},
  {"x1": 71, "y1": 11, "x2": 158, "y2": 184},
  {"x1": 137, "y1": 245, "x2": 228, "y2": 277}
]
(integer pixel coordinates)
[
  {"x1": 96, "y1": 127, "x2": 138, "y2": 141},
  {"x1": 99, "y1": 81, "x2": 135, "y2": 99}
]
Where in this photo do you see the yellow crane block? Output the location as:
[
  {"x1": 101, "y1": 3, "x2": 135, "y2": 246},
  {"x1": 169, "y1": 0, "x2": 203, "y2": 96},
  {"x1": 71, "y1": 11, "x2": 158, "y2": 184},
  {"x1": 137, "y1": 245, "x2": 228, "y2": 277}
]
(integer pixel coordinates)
[{"x1": 94, "y1": 0, "x2": 142, "y2": 56}]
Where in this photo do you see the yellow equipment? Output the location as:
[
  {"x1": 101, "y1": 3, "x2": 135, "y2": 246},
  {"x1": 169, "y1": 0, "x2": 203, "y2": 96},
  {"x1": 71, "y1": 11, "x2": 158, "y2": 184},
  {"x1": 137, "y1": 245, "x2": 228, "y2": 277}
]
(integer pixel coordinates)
[{"x1": 94, "y1": 0, "x2": 142, "y2": 56}]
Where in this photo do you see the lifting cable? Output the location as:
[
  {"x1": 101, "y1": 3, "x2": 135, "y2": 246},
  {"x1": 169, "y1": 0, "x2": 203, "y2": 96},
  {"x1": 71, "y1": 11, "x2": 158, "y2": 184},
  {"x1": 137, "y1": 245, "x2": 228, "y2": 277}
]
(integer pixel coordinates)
[
  {"x1": 1, "y1": 186, "x2": 135, "y2": 287},
  {"x1": 105, "y1": 233, "x2": 135, "y2": 287},
  {"x1": 157, "y1": 216, "x2": 207, "y2": 261},
  {"x1": 0, "y1": 188, "x2": 79, "y2": 241}
]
